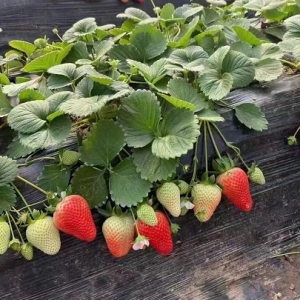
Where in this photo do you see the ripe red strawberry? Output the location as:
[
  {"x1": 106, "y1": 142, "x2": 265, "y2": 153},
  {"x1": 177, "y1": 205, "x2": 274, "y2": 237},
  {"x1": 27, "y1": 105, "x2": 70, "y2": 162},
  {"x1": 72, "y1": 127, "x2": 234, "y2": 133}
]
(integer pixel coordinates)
[
  {"x1": 192, "y1": 183, "x2": 222, "y2": 222},
  {"x1": 53, "y1": 195, "x2": 97, "y2": 242},
  {"x1": 137, "y1": 211, "x2": 173, "y2": 256},
  {"x1": 214, "y1": 156, "x2": 252, "y2": 211},
  {"x1": 102, "y1": 215, "x2": 134, "y2": 258}
]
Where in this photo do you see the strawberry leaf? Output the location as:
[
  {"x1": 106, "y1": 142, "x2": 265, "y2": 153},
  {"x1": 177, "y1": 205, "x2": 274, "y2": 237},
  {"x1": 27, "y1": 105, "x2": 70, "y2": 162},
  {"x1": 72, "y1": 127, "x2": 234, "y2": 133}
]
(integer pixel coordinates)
[
  {"x1": 7, "y1": 138, "x2": 35, "y2": 159},
  {"x1": 109, "y1": 158, "x2": 152, "y2": 207},
  {"x1": 0, "y1": 87, "x2": 12, "y2": 117},
  {"x1": 235, "y1": 103, "x2": 268, "y2": 131},
  {"x1": 117, "y1": 7, "x2": 151, "y2": 21},
  {"x1": 254, "y1": 58, "x2": 282, "y2": 82},
  {"x1": 81, "y1": 120, "x2": 125, "y2": 166},
  {"x1": 0, "y1": 156, "x2": 18, "y2": 186},
  {"x1": 118, "y1": 90, "x2": 161, "y2": 148},
  {"x1": 152, "y1": 108, "x2": 200, "y2": 159},
  {"x1": 9, "y1": 40, "x2": 36, "y2": 56},
  {"x1": 133, "y1": 145, "x2": 179, "y2": 182},
  {"x1": 0, "y1": 185, "x2": 16, "y2": 214},
  {"x1": 130, "y1": 25, "x2": 167, "y2": 61},
  {"x1": 233, "y1": 26, "x2": 269, "y2": 46},
  {"x1": 71, "y1": 166, "x2": 108, "y2": 208},
  {"x1": 38, "y1": 165, "x2": 70, "y2": 193},
  {"x1": 18, "y1": 90, "x2": 46, "y2": 103}
]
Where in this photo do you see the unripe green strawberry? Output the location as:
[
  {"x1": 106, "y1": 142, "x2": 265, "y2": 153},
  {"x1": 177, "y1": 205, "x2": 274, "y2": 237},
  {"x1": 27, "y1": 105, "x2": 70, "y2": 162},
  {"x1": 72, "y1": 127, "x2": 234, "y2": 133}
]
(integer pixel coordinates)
[
  {"x1": 26, "y1": 216, "x2": 61, "y2": 255},
  {"x1": 156, "y1": 183, "x2": 181, "y2": 217},
  {"x1": 180, "y1": 207, "x2": 188, "y2": 216},
  {"x1": 62, "y1": 151, "x2": 79, "y2": 165},
  {"x1": 0, "y1": 222, "x2": 10, "y2": 254},
  {"x1": 21, "y1": 243, "x2": 34, "y2": 260},
  {"x1": 248, "y1": 164, "x2": 265, "y2": 185},
  {"x1": 137, "y1": 203, "x2": 158, "y2": 226},
  {"x1": 192, "y1": 183, "x2": 222, "y2": 222},
  {"x1": 102, "y1": 215, "x2": 134, "y2": 258},
  {"x1": 9, "y1": 238, "x2": 21, "y2": 251},
  {"x1": 177, "y1": 180, "x2": 190, "y2": 195}
]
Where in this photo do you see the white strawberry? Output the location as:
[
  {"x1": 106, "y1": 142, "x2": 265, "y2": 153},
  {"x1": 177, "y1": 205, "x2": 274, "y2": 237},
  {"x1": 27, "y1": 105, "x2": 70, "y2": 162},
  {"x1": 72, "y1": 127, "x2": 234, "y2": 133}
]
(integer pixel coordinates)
[
  {"x1": 0, "y1": 222, "x2": 10, "y2": 255},
  {"x1": 156, "y1": 182, "x2": 181, "y2": 217},
  {"x1": 26, "y1": 216, "x2": 61, "y2": 255}
]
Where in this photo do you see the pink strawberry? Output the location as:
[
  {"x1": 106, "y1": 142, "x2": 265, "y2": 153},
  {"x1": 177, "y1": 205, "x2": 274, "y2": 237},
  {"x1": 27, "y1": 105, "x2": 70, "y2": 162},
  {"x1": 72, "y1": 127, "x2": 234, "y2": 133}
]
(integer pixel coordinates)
[
  {"x1": 102, "y1": 214, "x2": 134, "y2": 258},
  {"x1": 137, "y1": 211, "x2": 173, "y2": 256},
  {"x1": 53, "y1": 195, "x2": 97, "y2": 242}
]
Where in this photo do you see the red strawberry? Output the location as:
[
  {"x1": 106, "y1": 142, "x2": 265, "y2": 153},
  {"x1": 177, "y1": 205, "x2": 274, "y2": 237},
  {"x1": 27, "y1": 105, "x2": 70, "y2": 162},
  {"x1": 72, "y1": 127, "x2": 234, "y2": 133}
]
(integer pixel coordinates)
[
  {"x1": 102, "y1": 215, "x2": 134, "y2": 258},
  {"x1": 137, "y1": 211, "x2": 173, "y2": 256},
  {"x1": 214, "y1": 156, "x2": 252, "y2": 211},
  {"x1": 53, "y1": 195, "x2": 97, "y2": 242}
]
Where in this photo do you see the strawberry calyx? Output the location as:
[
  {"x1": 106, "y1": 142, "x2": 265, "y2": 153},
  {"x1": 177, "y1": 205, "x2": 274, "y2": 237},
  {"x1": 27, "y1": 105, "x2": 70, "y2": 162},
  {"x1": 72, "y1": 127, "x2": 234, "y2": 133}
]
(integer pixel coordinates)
[
  {"x1": 27, "y1": 209, "x2": 47, "y2": 224},
  {"x1": 212, "y1": 154, "x2": 237, "y2": 174},
  {"x1": 9, "y1": 238, "x2": 21, "y2": 251},
  {"x1": 0, "y1": 215, "x2": 8, "y2": 222}
]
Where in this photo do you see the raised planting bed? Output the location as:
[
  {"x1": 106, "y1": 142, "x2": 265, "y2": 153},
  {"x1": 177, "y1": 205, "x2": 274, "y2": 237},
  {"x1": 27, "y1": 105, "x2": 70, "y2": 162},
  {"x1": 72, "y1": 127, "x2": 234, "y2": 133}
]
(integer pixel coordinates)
[{"x1": 1, "y1": 0, "x2": 300, "y2": 299}]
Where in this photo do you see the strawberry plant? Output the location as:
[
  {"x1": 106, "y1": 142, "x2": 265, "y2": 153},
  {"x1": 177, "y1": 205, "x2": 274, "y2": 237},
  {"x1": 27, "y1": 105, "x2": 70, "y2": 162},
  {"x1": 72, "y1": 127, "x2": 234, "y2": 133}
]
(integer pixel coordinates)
[{"x1": 0, "y1": 0, "x2": 299, "y2": 259}]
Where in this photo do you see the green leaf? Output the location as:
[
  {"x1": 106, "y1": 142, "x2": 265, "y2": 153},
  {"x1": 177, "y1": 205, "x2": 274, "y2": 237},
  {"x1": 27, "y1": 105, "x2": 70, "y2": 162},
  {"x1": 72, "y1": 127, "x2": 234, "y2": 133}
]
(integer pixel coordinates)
[
  {"x1": 63, "y1": 18, "x2": 97, "y2": 42},
  {"x1": 202, "y1": 8, "x2": 222, "y2": 27},
  {"x1": 0, "y1": 156, "x2": 18, "y2": 186},
  {"x1": 93, "y1": 40, "x2": 114, "y2": 59},
  {"x1": 18, "y1": 90, "x2": 46, "y2": 103},
  {"x1": 133, "y1": 145, "x2": 179, "y2": 182},
  {"x1": 0, "y1": 74, "x2": 10, "y2": 85},
  {"x1": 206, "y1": 46, "x2": 230, "y2": 71},
  {"x1": 7, "y1": 138, "x2": 35, "y2": 159},
  {"x1": 64, "y1": 41, "x2": 90, "y2": 63},
  {"x1": 46, "y1": 91, "x2": 74, "y2": 112},
  {"x1": 230, "y1": 41, "x2": 253, "y2": 57},
  {"x1": 81, "y1": 120, "x2": 125, "y2": 166},
  {"x1": 0, "y1": 185, "x2": 16, "y2": 214},
  {"x1": 22, "y1": 51, "x2": 60, "y2": 73},
  {"x1": 8, "y1": 101, "x2": 49, "y2": 133},
  {"x1": 199, "y1": 70, "x2": 233, "y2": 101},
  {"x1": 222, "y1": 50, "x2": 255, "y2": 88},
  {"x1": 235, "y1": 103, "x2": 268, "y2": 131},
  {"x1": 167, "y1": 78, "x2": 206, "y2": 112},
  {"x1": 194, "y1": 25, "x2": 224, "y2": 43},
  {"x1": 109, "y1": 44, "x2": 142, "y2": 62},
  {"x1": 254, "y1": 58, "x2": 282, "y2": 82},
  {"x1": 158, "y1": 93, "x2": 196, "y2": 110},
  {"x1": 89, "y1": 74, "x2": 114, "y2": 85},
  {"x1": 37, "y1": 165, "x2": 70, "y2": 193},
  {"x1": 117, "y1": 7, "x2": 151, "y2": 21},
  {"x1": 167, "y1": 46, "x2": 208, "y2": 72},
  {"x1": 75, "y1": 77, "x2": 93, "y2": 98},
  {"x1": 71, "y1": 166, "x2": 108, "y2": 208},
  {"x1": 233, "y1": 26, "x2": 269, "y2": 46},
  {"x1": 265, "y1": 26, "x2": 286, "y2": 40},
  {"x1": 197, "y1": 109, "x2": 224, "y2": 122},
  {"x1": 284, "y1": 15, "x2": 300, "y2": 40},
  {"x1": 152, "y1": 108, "x2": 200, "y2": 159},
  {"x1": 207, "y1": 0, "x2": 226, "y2": 6},
  {"x1": 48, "y1": 63, "x2": 76, "y2": 78},
  {"x1": 130, "y1": 25, "x2": 167, "y2": 61},
  {"x1": 19, "y1": 115, "x2": 71, "y2": 149},
  {"x1": 199, "y1": 35, "x2": 215, "y2": 56},
  {"x1": 3, "y1": 78, "x2": 39, "y2": 97},
  {"x1": 9, "y1": 40, "x2": 36, "y2": 56},
  {"x1": 173, "y1": 5, "x2": 202, "y2": 19},
  {"x1": 251, "y1": 43, "x2": 283, "y2": 59},
  {"x1": 169, "y1": 16, "x2": 199, "y2": 48},
  {"x1": 160, "y1": 3, "x2": 175, "y2": 20},
  {"x1": 118, "y1": 90, "x2": 161, "y2": 148},
  {"x1": 0, "y1": 87, "x2": 12, "y2": 117},
  {"x1": 109, "y1": 158, "x2": 152, "y2": 207},
  {"x1": 48, "y1": 75, "x2": 73, "y2": 89}
]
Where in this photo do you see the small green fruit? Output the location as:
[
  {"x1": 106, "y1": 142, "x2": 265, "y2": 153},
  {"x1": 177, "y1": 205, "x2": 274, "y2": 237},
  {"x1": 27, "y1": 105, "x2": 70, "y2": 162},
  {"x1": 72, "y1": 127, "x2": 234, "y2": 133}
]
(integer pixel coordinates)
[
  {"x1": 9, "y1": 238, "x2": 21, "y2": 252},
  {"x1": 137, "y1": 203, "x2": 158, "y2": 226},
  {"x1": 62, "y1": 151, "x2": 79, "y2": 165},
  {"x1": 34, "y1": 38, "x2": 47, "y2": 49},
  {"x1": 248, "y1": 164, "x2": 266, "y2": 185},
  {"x1": 21, "y1": 243, "x2": 34, "y2": 261},
  {"x1": 287, "y1": 136, "x2": 297, "y2": 146},
  {"x1": 177, "y1": 180, "x2": 190, "y2": 195}
]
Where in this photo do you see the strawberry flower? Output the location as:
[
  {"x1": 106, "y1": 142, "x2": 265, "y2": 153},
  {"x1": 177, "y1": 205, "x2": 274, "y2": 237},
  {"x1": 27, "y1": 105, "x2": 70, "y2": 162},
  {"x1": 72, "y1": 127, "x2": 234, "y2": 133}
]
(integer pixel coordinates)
[
  {"x1": 180, "y1": 199, "x2": 194, "y2": 210},
  {"x1": 132, "y1": 235, "x2": 149, "y2": 251}
]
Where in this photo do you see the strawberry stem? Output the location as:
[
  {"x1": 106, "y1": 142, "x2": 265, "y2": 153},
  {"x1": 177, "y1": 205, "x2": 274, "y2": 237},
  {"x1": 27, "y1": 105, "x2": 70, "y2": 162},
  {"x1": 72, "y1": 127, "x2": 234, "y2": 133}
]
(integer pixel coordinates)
[
  {"x1": 130, "y1": 208, "x2": 140, "y2": 236},
  {"x1": 207, "y1": 122, "x2": 222, "y2": 159},
  {"x1": 190, "y1": 122, "x2": 203, "y2": 185},
  {"x1": 11, "y1": 182, "x2": 34, "y2": 214},
  {"x1": 271, "y1": 252, "x2": 300, "y2": 258},
  {"x1": 211, "y1": 123, "x2": 250, "y2": 171},
  {"x1": 17, "y1": 156, "x2": 56, "y2": 167},
  {"x1": 293, "y1": 125, "x2": 300, "y2": 137},
  {"x1": 16, "y1": 176, "x2": 48, "y2": 196},
  {"x1": 203, "y1": 122, "x2": 209, "y2": 179},
  {"x1": 8, "y1": 212, "x2": 25, "y2": 244},
  {"x1": 122, "y1": 148, "x2": 131, "y2": 157},
  {"x1": 6, "y1": 211, "x2": 15, "y2": 240},
  {"x1": 14, "y1": 199, "x2": 48, "y2": 212}
]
